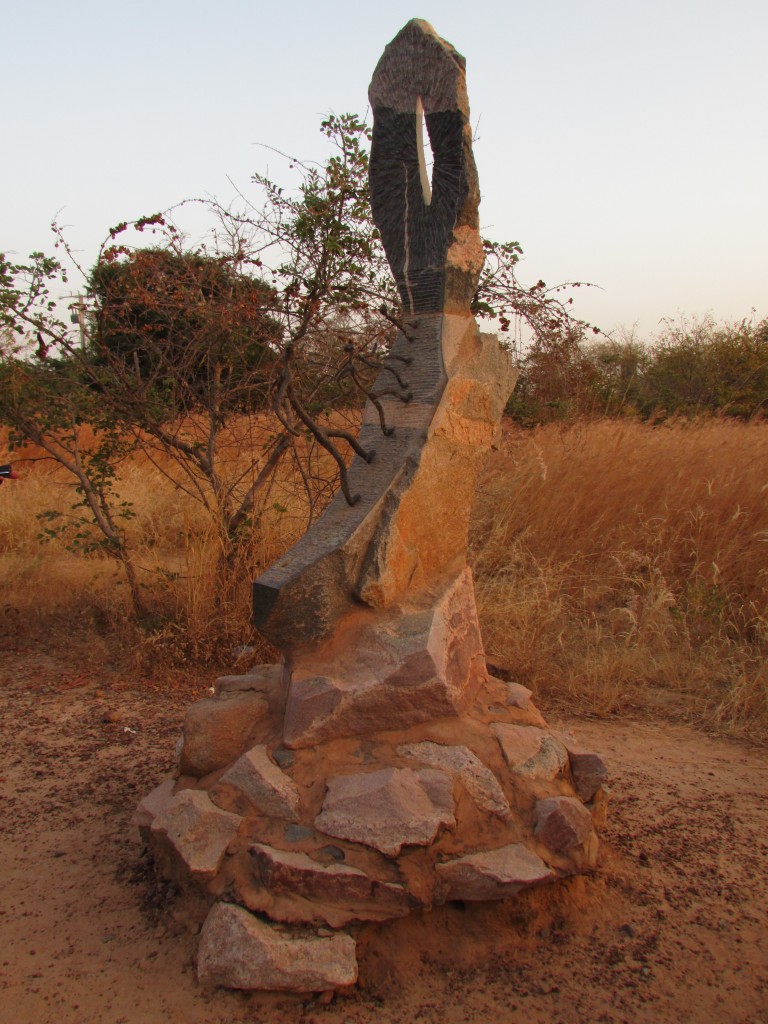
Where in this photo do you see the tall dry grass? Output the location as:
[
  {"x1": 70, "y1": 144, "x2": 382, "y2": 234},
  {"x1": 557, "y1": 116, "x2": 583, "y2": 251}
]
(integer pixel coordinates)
[
  {"x1": 2, "y1": 417, "x2": 767, "y2": 736},
  {"x1": 471, "y1": 418, "x2": 768, "y2": 736}
]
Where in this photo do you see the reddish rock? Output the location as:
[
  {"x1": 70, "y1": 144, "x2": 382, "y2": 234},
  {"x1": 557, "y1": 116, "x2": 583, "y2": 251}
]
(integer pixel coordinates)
[
  {"x1": 567, "y1": 748, "x2": 609, "y2": 802},
  {"x1": 131, "y1": 777, "x2": 175, "y2": 831},
  {"x1": 534, "y1": 796, "x2": 594, "y2": 853},
  {"x1": 179, "y1": 692, "x2": 270, "y2": 777},
  {"x1": 211, "y1": 745, "x2": 300, "y2": 821},
  {"x1": 197, "y1": 902, "x2": 358, "y2": 991},
  {"x1": 397, "y1": 741, "x2": 509, "y2": 817},
  {"x1": 492, "y1": 723, "x2": 567, "y2": 779},
  {"x1": 315, "y1": 767, "x2": 455, "y2": 857},
  {"x1": 284, "y1": 569, "x2": 486, "y2": 749},
  {"x1": 436, "y1": 843, "x2": 554, "y2": 900},
  {"x1": 150, "y1": 789, "x2": 241, "y2": 880},
  {"x1": 249, "y1": 843, "x2": 410, "y2": 920}
]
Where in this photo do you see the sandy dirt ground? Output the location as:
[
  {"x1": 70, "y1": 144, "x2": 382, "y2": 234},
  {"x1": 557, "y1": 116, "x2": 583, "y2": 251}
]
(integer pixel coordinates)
[{"x1": 1, "y1": 640, "x2": 766, "y2": 1024}]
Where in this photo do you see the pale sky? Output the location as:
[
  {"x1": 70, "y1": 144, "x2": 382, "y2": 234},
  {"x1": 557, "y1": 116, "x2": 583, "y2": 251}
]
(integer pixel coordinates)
[{"x1": 2, "y1": 0, "x2": 766, "y2": 338}]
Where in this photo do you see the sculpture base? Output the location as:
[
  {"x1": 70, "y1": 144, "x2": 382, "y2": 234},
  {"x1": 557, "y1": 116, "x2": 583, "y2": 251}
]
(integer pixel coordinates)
[{"x1": 134, "y1": 655, "x2": 607, "y2": 992}]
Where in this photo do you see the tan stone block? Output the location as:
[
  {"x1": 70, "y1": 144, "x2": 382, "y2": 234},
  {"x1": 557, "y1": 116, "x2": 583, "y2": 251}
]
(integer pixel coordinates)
[{"x1": 179, "y1": 692, "x2": 270, "y2": 777}]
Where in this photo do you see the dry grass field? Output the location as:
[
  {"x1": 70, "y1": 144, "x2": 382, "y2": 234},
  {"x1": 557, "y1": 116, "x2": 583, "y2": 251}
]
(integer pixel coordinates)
[{"x1": 2, "y1": 415, "x2": 766, "y2": 737}]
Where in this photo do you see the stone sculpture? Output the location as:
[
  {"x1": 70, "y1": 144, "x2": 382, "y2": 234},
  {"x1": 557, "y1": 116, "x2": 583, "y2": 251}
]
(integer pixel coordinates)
[{"x1": 134, "y1": 19, "x2": 608, "y2": 994}]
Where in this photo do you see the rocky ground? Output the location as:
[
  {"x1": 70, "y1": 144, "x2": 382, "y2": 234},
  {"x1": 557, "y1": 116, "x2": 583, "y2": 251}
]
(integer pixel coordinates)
[{"x1": 1, "y1": 641, "x2": 766, "y2": 1024}]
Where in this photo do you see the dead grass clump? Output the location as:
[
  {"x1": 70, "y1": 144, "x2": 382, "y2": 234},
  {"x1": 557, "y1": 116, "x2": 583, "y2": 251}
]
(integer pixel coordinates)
[{"x1": 472, "y1": 418, "x2": 768, "y2": 737}]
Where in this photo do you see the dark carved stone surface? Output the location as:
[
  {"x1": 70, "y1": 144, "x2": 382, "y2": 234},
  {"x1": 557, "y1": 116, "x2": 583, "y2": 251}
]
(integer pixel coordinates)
[{"x1": 252, "y1": 20, "x2": 482, "y2": 653}]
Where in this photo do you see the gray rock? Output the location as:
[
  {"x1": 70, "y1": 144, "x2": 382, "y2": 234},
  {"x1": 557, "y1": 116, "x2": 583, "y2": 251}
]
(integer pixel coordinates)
[
  {"x1": 284, "y1": 823, "x2": 314, "y2": 844},
  {"x1": 197, "y1": 902, "x2": 357, "y2": 991},
  {"x1": 150, "y1": 789, "x2": 241, "y2": 879},
  {"x1": 315, "y1": 766, "x2": 455, "y2": 857},
  {"x1": 534, "y1": 796, "x2": 593, "y2": 853},
  {"x1": 397, "y1": 741, "x2": 509, "y2": 817},
  {"x1": 492, "y1": 724, "x2": 567, "y2": 780},
  {"x1": 436, "y1": 843, "x2": 554, "y2": 900},
  {"x1": 215, "y1": 663, "x2": 283, "y2": 695},
  {"x1": 212, "y1": 744, "x2": 300, "y2": 821}
]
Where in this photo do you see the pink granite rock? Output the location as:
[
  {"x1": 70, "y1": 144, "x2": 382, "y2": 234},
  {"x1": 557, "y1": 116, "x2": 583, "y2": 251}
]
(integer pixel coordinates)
[
  {"x1": 436, "y1": 843, "x2": 554, "y2": 900},
  {"x1": 150, "y1": 789, "x2": 241, "y2": 880},
  {"x1": 211, "y1": 745, "x2": 300, "y2": 821},
  {"x1": 315, "y1": 767, "x2": 455, "y2": 857},
  {"x1": 249, "y1": 843, "x2": 411, "y2": 920},
  {"x1": 284, "y1": 570, "x2": 486, "y2": 749},
  {"x1": 397, "y1": 741, "x2": 509, "y2": 817},
  {"x1": 197, "y1": 902, "x2": 358, "y2": 991},
  {"x1": 179, "y1": 692, "x2": 270, "y2": 777},
  {"x1": 566, "y1": 747, "x2": 609, "y2": 802},
  {"x1": 131, "y1": 777, "x2": 175, "y2": 830},
  {"x1": 492, "y1": 723, "x2": 568, "y2": 780},
  {"x1": 534, "y1": 796, "x2": 594, "y2": 853}
]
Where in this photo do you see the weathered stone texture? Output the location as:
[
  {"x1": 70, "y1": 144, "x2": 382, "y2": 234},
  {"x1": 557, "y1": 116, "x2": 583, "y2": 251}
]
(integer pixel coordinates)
[
  {"x1": 315, "y1": 767, "x2": 455, "y2": 857},
  {"x1": 179, "y1": 692, "x2": 270, "y2": 777},
  {"x1": 249, "y1": 843, "x2": 411, "y2": 920},
  {"x1": 151, "y1": 789, "x2": 241, "y2": 880},
  {"x1": 436, "y1": 844, "x2": 554, "y2": 900},
  {"x1": 284, "y1": 569, "x2": 486, "y2": 748},
  {"x1": 197, "y1": 902, "x2": 358, "y2": 991},
  {"x1": 534, "y1": 796, "x2": 594, "y2": 854},
  {"x1": 566, "y1": 747, "x2": 609, "y2": 803},
  {"x1": 211, "y1": 745, "x2": 300, "y2": 821},
  {"x1": 131, "y1": 777, "x2": 175, "y2": 830},
  {"x1": 397, "y1": 741, "x2": 509, "y2": 817},
  {"x1": 492, "y1": 723, "x2": 568, "y2": 780}
]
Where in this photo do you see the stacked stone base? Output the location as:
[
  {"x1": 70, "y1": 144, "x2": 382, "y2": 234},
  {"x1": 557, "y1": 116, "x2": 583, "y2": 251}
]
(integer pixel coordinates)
[{"x1": 135, "y1": 639, "x2": 608, "y2": 993}]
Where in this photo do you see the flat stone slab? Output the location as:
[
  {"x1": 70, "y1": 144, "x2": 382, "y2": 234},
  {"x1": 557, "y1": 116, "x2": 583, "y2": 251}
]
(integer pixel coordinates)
[
  {"x1": 151, "y1": 789, "x2": 241, "y2": 879},
  {"x1": 211, "y1": 745, "x2": 300, "y2": 821},
  {"x1": 197, "y1": 902, "x2": 358, "y2": 991},
  {"x1": 215, "y1": 663, "x2": 283, "y2": 695},
  {"x1": 535, "y1": 796, "x2": 594, "y2": 853},
  {"x1": 397, "y1": 741, "x2": 509, "y2": 817},
  {"x1": 436, "y1": 843, "x2": 554, "y2": 900},
  {"x1": 179, "y1": 691, "x2": 270, "y2": 777},
  {"x1": 250, "y1": 843, "x2": 411, "y2": 920},
  {"x1": 492, "y1": 723, "x2": 568, "y2": 780},
  {"x1": 315, "y1": 766, "x2": 455, "y2": 857}
]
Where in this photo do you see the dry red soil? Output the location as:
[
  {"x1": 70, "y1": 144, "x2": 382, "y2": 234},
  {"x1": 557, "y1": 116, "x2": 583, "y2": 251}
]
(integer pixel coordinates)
[{"x1": 1, "y1": 643, "x2": 766, "y2": 1024}]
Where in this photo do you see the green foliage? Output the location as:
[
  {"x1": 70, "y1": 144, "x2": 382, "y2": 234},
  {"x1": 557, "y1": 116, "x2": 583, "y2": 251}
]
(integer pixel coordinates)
[
  {"x1": 88, "y1": 246, "x2": 280, "y2": 418},
  {"x1": 507, "y1": 316, "x2": 768, "y2": 425}
]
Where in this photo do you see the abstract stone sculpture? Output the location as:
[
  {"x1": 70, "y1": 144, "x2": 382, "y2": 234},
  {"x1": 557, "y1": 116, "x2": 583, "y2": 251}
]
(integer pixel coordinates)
[{"x1": 135, "y1": 19, "x2": 607, "y2": 994}]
